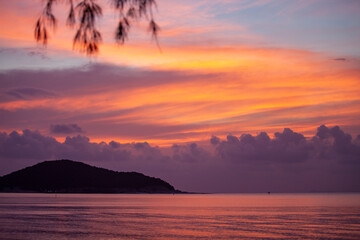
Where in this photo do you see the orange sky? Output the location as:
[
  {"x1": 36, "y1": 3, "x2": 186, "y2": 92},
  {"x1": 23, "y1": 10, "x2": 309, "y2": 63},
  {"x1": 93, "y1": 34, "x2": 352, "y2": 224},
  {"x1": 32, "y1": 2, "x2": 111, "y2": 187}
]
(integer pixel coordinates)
[{"x1": 0, "y1": 0, "x2": 359, "y2": 146}]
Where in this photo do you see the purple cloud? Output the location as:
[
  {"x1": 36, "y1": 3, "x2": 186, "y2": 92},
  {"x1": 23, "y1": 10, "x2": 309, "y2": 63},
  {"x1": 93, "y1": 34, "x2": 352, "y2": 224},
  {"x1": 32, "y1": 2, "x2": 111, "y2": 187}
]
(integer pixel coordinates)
[
  {"x1": 0, "y1": 125, "x2": 359, "y2": 193},
  {"x1": 210, "y1": 135, "x2": 220, "y2": 145},
  {"x1": 314, "y1": 125, "x2": 360, "y2": 163},
  {"x1": 1, "y1": 87, "x2": 56, "y2": 102},
  {"x1": 0, "y1": 63, "x2": 213, "y2": 96},
  {"x1": 50, "y1": 124, "x2": 83, "y2": 134},
  {"x1": 216, "y1": 126, "x2": 360, "y2": 164},
  {"x1": 216, "y1": 128, "x2": 311, "y2": 163}
]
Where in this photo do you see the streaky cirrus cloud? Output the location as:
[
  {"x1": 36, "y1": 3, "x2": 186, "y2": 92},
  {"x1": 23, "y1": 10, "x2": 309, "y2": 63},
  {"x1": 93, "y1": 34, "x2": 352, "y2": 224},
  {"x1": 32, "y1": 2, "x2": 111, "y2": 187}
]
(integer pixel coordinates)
[
  {"x1": 1, "y1": 58, "x2": 360, "y2": 145},
  {"x1": 0, "y1": 125, "x2": 359, "y2": 193},
  {"x1": 3, "y1": 87, "x2": 56, "y2": 101},
  {"x1": 50, "y1": 124, "x2": 83, "y2": 134}
]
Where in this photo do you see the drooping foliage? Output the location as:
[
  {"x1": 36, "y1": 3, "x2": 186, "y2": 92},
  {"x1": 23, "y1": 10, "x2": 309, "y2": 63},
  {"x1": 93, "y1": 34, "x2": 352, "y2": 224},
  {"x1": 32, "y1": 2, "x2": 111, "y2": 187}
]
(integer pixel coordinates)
[{"x1": 34, "y1": 0, "x2": 159, "y2": 55}]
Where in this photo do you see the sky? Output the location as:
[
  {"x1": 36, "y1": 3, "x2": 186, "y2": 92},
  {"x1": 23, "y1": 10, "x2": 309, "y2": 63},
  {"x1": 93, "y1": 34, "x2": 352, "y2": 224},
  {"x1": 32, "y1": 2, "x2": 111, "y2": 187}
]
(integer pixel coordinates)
[{"x1": 0, "y1": 0, "x2": 359, "y2": 193}]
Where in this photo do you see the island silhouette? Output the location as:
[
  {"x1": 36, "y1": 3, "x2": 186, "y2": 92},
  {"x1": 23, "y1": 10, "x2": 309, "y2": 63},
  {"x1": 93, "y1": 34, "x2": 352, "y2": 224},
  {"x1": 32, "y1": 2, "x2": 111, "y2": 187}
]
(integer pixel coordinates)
[{"x1": 0, "y1": 160, "x2": 182, "y2": 193}]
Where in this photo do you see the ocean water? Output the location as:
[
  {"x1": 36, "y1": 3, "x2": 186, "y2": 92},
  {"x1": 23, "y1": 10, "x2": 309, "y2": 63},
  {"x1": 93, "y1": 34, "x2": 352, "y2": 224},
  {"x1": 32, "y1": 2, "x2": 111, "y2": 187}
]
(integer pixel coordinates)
[{"x1": 0, "y1": 193, "x2": 359, "y2": 239}]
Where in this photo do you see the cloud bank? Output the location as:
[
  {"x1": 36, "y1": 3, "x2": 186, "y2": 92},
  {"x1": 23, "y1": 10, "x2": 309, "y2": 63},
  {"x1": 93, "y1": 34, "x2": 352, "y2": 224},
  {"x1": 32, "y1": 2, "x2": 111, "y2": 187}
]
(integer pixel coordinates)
[{"x1": 1, "y1": 125, "x2": 359, "y2": 193}]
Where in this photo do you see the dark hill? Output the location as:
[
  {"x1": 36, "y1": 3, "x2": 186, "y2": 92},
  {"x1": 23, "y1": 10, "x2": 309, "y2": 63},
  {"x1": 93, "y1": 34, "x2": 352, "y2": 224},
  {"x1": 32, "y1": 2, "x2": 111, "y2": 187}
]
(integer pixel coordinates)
[{"x1": 0, "y1": 160, "x2": 180, "y2": 193}]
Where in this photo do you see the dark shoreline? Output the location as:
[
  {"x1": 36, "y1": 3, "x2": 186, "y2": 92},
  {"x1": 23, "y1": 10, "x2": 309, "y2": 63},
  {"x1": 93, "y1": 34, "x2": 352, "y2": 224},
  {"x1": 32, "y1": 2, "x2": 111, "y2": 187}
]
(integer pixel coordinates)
[{"x1": 0, "y1": 160, "x2": 184, "y2": 194}]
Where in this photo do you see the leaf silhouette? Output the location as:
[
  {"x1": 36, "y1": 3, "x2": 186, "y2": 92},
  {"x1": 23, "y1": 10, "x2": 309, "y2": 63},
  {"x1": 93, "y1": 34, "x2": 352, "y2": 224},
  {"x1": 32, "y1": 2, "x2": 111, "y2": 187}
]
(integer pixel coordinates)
[{"x1": 34, "y1": 0, "x2": 160, "y2": 55}]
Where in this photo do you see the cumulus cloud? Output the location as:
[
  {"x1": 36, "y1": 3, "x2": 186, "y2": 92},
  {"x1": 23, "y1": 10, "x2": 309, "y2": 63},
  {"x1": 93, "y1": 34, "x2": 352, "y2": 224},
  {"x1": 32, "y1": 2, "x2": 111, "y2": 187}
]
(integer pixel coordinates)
[
  {"x1": 0, "y1": 129, "x2": 60, "y2": 160},
  {"x1": 50, "y1": 124, "x2": 83, "y2": 134},
  {"x1": 216, "y1": 128, "x2": 312, "y2": 163},
  {"x1": 210, "y1": 135, "x2": 220, "y2": 145},
  {"x1": 313, "y1": 125, "x2": 360, "y2": 163},
  {"x1": 0, "y1": 125, "x2": 359, "y2": 193},
  {"x1": 171, "y1": 143, "x2": 211, "y2": 163},
  {"x1": 215, "y1": 125, "x2": 360, "y2": 164},
  {"x1": 0, "y1": 130, "x2": 138, "y2": 163}
]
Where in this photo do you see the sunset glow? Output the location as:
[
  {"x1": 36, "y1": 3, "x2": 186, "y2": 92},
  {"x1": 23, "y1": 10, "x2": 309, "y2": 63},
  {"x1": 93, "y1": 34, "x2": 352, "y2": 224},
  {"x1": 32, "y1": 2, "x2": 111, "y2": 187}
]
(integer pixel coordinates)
[{"x1": 0, "y1": 0, "x2": 359, "y2": 193}]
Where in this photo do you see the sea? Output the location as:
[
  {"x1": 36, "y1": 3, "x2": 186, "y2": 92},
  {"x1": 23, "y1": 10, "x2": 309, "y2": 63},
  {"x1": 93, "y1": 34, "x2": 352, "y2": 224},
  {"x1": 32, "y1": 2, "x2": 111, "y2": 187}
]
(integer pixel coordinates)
[{"x1": 0, "y1": 193, "x2": 359, "y2": 239}]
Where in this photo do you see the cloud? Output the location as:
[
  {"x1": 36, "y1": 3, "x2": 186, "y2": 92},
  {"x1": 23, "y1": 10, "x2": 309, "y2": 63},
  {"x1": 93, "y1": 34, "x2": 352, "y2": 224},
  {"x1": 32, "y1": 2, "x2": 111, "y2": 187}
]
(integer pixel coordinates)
[
  {"x1": 0, "y1": 63, "x2": 208, "y2": 100},
  {"x1": 215, "y1": 125, "x2": 360, "y2": 164},
  {"x1": 0, "y1": 125, "x2": 359, "y2": 193},
  {"x1": 314, "y1": 125, "x2": 360, "y2": 163},
  {"x1": 0, "y1": 130, "x2": 130, "y2": 164},
  {"x1": 171, "y1": 142, "x2": 211, "y2": 163},
  {"x1": 2, "y1": 87, "x2": 56, "y2": 102},
  {"x1": 0, "y1": 63, "x2": 221, "y2": 142},
  {"x1": 0, "y1": 52, "x2": 359, "y2": 146},
  {"x1": 210, "y1": 135, "x2": 220, "y2": 145},
  {"x1": 50, "y1": 124, "x2": 83, "y2": 134},
  {"x1": 216, "y1": 128, "x2": 310, "y2": 163}
]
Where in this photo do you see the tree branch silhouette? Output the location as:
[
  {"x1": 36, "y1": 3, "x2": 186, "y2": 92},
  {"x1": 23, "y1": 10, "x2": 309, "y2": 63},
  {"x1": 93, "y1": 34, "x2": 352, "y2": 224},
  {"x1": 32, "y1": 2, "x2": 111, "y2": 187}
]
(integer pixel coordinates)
[{"x1": 34, "y1": 0, "x2": 159, "y2": 55}]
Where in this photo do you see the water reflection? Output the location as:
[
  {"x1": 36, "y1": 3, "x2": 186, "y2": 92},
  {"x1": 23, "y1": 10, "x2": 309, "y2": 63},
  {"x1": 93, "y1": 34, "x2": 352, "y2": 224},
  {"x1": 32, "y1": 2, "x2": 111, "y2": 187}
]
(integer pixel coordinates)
[{"x1": 0, "y1": 193, "x2": 359, "y2": 239}]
